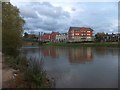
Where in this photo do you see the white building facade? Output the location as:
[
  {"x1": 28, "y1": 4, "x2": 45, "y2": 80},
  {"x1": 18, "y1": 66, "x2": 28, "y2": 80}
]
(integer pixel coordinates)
[{"x1": 56, "y1": 33, "x2": 68, "y2": 42}]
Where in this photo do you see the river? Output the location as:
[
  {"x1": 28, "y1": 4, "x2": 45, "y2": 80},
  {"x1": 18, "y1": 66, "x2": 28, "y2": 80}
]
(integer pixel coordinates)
[{"x1": 22, "y1": 46, "x2": 119, "y2": 88}]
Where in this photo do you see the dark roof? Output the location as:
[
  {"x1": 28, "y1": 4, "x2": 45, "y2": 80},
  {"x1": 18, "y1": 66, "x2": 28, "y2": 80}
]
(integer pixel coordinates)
[
  {"x1": 51, "y1": 32, "x2": 59, "y2": 35},
  {"x1": 87, "y1": 28, "x2": 94, "y2": 31},
  {"x1": 69, "y1": 27, "x2": 80, "y2": 31},
  {"x1": 60, "y1": 33, "x2": 68, "y2": 35},
  {"x1": 44, "y1": 33, "x2": 51, "y2": 35},
  {"x1": 105, "y1": 33, "x2": 120, "y2": 36},
  {"x1": 69, "y1": 27, "x2": 93, "y2": 31}
]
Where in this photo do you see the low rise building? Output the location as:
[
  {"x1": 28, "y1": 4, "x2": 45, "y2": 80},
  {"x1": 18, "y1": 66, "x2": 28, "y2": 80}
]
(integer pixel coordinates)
[
  {"x1": 68, "y1": 27, "x2": 94, "y2": 42},
  {"x1": 40, "y1": 33, "x2": 51, "y2": 42},
  {"x1": 102, "y1": 33, "x2": 120, "y2": 42},
  {"x1": 56, "y1": 33, "x2": 68, "y2": 42},
  {"x1": 51, "y1": 32, "x2": 59, "y2": 42},
  {"x1": 40, "y1": 32, "x2": 59, "y2": 42}
]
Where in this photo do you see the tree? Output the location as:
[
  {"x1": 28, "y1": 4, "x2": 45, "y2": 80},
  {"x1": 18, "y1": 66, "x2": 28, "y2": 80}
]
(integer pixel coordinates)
[
  {"x1": 95, "y1": 32, "x2": 105, "y2": 42},
  {"x1": 2, "y1": 2, "x2": 25, "y2": 56},
  {"x1": 0, "y1": 2, "x2": 2, "y2": 51},
  {"x1": 24, "y1": 32, "x2": 29, "y2": 38}
]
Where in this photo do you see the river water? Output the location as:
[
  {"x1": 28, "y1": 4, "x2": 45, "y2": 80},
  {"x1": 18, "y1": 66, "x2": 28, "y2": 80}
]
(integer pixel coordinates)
[{"x1": 23, "y1": 46, "x2": 119, "y2": 88}]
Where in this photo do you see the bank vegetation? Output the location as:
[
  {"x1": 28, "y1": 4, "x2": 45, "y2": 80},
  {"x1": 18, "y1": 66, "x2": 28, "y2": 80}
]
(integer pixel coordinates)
[{"x1": 2, "y1": 2, "x2": 54, "y2": 88}]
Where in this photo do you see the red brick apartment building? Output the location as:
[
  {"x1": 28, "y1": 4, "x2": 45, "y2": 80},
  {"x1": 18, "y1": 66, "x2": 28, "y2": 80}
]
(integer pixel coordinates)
[
  {"x1": 40, "y1": 33, "x2": 51, "y2": 42},
  {"x1": 68, "y1": 27, "x2": 94, "y2": 42},
  {"x1": 40, "y1": 32, "x2": 59, "y2": 42},
  {"x1": 51, "y1": 32, "x2": 59, "y2": 42}
]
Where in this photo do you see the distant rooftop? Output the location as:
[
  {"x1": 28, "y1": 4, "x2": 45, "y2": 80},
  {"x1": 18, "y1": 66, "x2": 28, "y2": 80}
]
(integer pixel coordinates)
[{"x1": 69, "y1": 27, "x2": 94, "y2": 31}]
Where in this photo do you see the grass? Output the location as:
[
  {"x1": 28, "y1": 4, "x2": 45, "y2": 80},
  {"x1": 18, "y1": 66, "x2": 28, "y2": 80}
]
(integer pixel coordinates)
[
  {"x1": 4, "y1": 55, "x2": 28, "y2": 71},
  {"x1": 24, "y1": 57, "x2": 53, "y2": 88},
  {"x1": 41, "y1": 42, "x2": 120, "y2": 47},
  {"x1": 4, "y1": 55, "x2": 54, "y2": 88}
]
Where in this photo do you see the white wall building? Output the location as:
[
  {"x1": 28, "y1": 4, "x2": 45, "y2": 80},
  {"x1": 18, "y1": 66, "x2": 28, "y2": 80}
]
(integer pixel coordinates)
[{"x1": 56, "y1": 33, "x2": 68, "y2": 42}]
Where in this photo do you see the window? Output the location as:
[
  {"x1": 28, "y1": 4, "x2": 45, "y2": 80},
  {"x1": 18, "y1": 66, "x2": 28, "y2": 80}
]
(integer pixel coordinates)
[
  {"x1": 87, "y1": 31, "x2": 91, "y2": 32},
  {"x1": 87, "y1": 37, "x2": 91, "y2": 38},
  {"x1": 75, "y1": 33, "x2": 79, "y2": 35},
  {"x1": 72, "y1": 34, "x2": 74, "y2": 36}
]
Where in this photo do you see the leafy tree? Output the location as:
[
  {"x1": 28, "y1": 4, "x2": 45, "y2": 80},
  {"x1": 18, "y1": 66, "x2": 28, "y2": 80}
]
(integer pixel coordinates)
[
  {"x1": 2, "y1": 2, "x2": 25, "y2": 56},
  {"x1": 0, "y1": 2, "x2": 2, "y2": 51},
  {"x1": 24, "y1": 32, "x2": 29, "y2": 38},
  {"x1": 95, "y1": 32, "x2": 105, "y2": 42}
]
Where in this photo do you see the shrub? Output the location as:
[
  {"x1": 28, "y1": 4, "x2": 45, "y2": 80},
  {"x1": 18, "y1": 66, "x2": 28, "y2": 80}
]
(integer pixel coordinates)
[
  {"x1": 4, "y1": 55, "x2": 54, "y2": 88},
  {"x1": 24, "y1": 57, "x2": 53, "y2": 88}
]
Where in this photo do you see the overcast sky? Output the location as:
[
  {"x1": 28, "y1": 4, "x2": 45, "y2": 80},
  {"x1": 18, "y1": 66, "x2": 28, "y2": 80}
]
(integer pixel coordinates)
[{"x1": 10, "y1": 0, "x2": 118, "y2": 34}]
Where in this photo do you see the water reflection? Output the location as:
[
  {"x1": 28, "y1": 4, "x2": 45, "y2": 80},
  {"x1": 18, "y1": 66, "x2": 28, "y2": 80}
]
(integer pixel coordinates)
[
  {"x1": 68, "y1": 47, "x2": 93, "y2": 64},
  {"x1": 40, "y1": 47, "x2": 93, "y2": 64},
  {"x1": 41, "y1": 47, "x2": 59, "y2": 59},
  {"x1": 22, "y1": 47, "x2": 118, "y2": 88}
]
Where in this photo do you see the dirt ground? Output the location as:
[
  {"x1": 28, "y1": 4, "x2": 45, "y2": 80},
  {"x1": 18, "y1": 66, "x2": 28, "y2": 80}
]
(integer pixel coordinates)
[
  {"x1": 1, "y1": 53, "x2": 17, "y2": 88},
  {"x1": 0, "y1": 52, "x2": 2, "y2": 89}
]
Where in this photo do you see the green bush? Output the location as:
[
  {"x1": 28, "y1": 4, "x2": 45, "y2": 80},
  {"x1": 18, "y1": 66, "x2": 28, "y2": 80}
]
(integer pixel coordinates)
[
  {"x1": 4, "y1": 55, "x2": 54, "y2": 88},
  {"x1": 24, "y1": 57, "x2": 52, "y2": 88},
  {"x1": 2, "y1": 2, "x2": 25, "y2": 57},
  {"x1": 4, "y1": 55, "x2": 28, "y2": 70}
]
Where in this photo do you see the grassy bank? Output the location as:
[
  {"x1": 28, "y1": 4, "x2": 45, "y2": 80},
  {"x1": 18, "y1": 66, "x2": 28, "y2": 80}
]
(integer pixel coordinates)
[
  {"x1": 3, "y1": 55, "x2": 54, "y2": 88},
  {"x1": 41, "y1": 42, "x2": 120, "y2": 47},
  {"x1": 23, "y1": 41, "x2": 120, "y2": 47}
]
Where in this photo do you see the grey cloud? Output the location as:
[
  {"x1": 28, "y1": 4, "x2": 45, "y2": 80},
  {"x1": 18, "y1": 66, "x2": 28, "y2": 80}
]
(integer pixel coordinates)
[
  {"x1": 71, "y1": 8, "x2": 76, "y2": 12},
  {"x1": 93, "y1": 22, "x2": 118, "y2": 33},
  {"x1": 20, "y1": 8, "x2": 38, "y2": 18},
  {"x1": 33, "y1": 2, "x2": 70, "y2": 19},
  {"x1": 19, "y1": 2, "x2": 117, "y2": 34},
  {"x1": 20, "y1": 2, "x2": 71, "y2": 33}
]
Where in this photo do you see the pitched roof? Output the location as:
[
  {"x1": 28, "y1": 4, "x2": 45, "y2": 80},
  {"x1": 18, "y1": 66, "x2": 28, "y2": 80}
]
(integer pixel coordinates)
[
  {"x1": 51, "y1": 32, "x2": 59, "y2": 34},
  {"x1": 69, "y1": 27, "x2": 94, "y2": 31},
  {"x1": 44, "y1": 33, "x2": 51, "y2": 35},
  {"x1": 69, "y1": 27, "x2": 80, "y2": 31}
]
